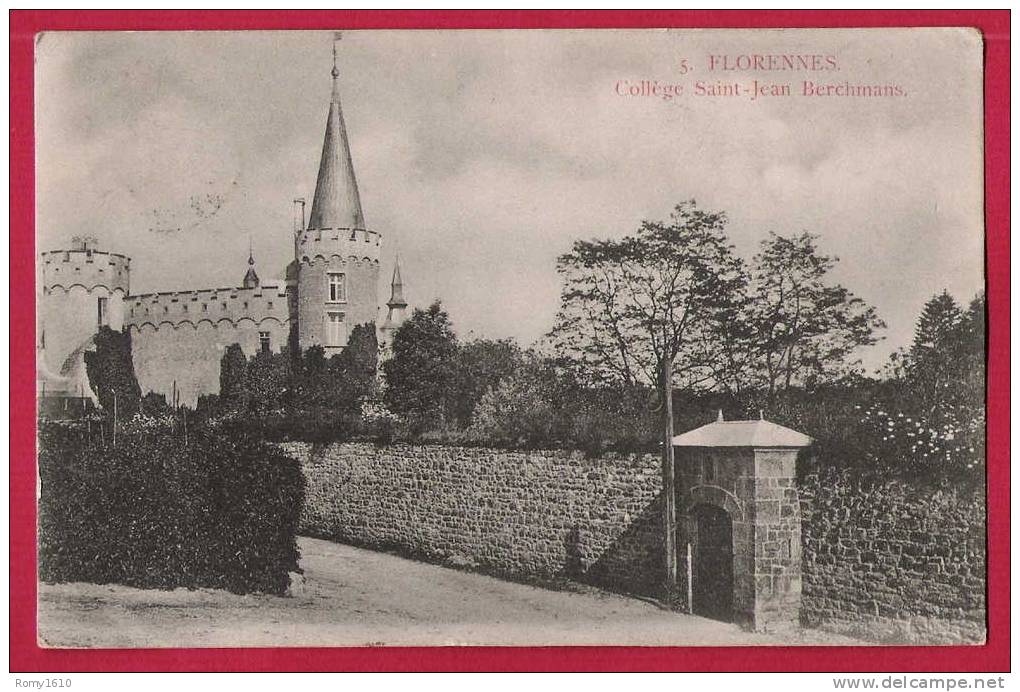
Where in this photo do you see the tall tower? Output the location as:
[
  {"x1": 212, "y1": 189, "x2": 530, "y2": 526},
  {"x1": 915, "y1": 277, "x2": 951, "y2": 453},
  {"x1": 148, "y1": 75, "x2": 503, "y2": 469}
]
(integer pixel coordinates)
[
  {"x1": 295, "y1": 45, "x2": 381, "y2": 353},
  {"x1": 38, "y1": 237, "x2": 131, "y2": 373},
  {"x1": 379, "y1": 257, "x2": 409, "y2": 357},
  {"x1": 37, "y1": 236, "x2": 131, "y2": 400}
]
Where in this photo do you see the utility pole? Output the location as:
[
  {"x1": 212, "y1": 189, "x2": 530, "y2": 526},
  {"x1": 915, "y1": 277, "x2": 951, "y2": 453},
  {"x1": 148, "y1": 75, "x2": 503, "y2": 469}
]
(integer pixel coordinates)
[
  {"x1": 112, "y1": 390, "x2": 118, "y2": 447},
  {"x1": 662, "y1": 355, "x2": 678, "y2": 604}
]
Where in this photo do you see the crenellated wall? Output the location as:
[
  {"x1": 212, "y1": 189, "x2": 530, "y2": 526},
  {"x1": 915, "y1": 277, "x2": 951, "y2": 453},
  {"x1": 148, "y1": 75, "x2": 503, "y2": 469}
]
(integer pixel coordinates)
[
  {"x1": 295, "y1": 227, "x2": 381, "y2": 264},
  {"x1": 125, "y1": 282, "x2": 294, "y2": 407},
  {"x1": 38, "y1": 249, "x2": 131, "y2": 375},
  {"x1": 39, "y1": 249, "x2": 131, "y2": 296},
  {"x1": 123, "y1": 282, "x2": 293, "y2": 332}
]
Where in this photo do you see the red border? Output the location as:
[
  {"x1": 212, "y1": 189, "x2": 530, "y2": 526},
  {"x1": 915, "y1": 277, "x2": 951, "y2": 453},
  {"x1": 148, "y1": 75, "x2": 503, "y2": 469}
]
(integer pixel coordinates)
[{"x1": 10, "y1": 10, "x2": 1009, "y2": 672}]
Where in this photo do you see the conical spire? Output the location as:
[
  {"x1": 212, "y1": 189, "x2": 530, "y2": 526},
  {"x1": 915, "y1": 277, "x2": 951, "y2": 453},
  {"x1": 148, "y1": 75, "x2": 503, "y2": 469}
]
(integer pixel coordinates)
[
  {"x1": 307, "y1": 47, "x2": 365, "y2": 231},
  {"x1": 388, "y1": 257, "x2": 406, "y2": 308}
]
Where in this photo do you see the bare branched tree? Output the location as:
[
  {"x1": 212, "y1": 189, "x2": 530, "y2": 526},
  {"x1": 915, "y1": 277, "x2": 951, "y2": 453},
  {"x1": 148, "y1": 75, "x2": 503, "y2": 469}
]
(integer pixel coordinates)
[{"x1": 548, "y1": 200, "x2": 748, "y2": 601}]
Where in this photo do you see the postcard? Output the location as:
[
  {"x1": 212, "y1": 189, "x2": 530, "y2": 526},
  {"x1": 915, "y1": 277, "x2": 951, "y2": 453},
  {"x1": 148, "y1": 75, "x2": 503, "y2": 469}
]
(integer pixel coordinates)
[{"x1": 33, "y1": 27, "x2": 986, "y2": 649}]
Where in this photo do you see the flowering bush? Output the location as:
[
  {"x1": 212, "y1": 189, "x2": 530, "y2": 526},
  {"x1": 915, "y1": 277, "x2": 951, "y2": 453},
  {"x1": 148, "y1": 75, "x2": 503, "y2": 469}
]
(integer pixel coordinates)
[
  {"x1": 851, "y1": 401, "x2": 984, "y2": 484},
  {"x1": 121, "y1": 410, "x2": 178, "y2": 434}
]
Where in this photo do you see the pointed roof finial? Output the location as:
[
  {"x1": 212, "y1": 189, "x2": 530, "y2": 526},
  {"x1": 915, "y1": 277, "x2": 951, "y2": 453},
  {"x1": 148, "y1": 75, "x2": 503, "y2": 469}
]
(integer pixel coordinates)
[
  {"x1": 242, "y1": 239, "x2": 259, "y2": 289},
  {"x1": 717, "y1": 409, "x2": 724, "y2": 422},
  {"x1": 331, "y1": 34, "x2": 340, "y2": 79}
]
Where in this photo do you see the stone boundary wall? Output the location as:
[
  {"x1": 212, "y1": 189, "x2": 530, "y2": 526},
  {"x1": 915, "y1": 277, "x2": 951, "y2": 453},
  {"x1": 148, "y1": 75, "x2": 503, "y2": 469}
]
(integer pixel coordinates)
[
  {"x1": 286, "y1": 442, "x2": 665, "y2": 596},
  {"x1": 288, "y1": 442, "x2": 986, "y2": 643},
  {"x1": 800, "y1": 472, "x2": 986, "y2": 644}
]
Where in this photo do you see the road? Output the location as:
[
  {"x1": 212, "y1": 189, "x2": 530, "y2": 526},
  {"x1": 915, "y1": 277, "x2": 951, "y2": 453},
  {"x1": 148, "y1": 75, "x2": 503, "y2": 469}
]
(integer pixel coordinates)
[{"x1": 38, "y1": 536, "x2": 857, "y2": 648}]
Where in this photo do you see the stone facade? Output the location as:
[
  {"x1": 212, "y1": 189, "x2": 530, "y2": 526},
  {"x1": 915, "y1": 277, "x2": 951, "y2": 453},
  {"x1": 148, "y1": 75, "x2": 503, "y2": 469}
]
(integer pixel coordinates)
[
  {"x1": 121, "y1": 282, "x2": 293, "y2": 406},
  {"x1": 38, "y1": 246, "x2": 130, "y2": 377},
  {"x1": 675, "y1": 446, "x2": 803, "y2": 632},
  {"x1": 288, "y1": 441, "x2": 986, "y2": 643},
  {"x1": 800, "y1": 472, "x2": 986, "y2": 643},
  {"x1": 295, "y1": 244, "x2": 381, "y2": 355}
]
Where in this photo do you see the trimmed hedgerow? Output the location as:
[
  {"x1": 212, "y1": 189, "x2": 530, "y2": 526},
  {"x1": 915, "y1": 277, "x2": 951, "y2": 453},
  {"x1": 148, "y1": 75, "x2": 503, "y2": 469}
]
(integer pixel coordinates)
[{"x1": 38, "y1": 423, "x2": 304, "y2": 595}]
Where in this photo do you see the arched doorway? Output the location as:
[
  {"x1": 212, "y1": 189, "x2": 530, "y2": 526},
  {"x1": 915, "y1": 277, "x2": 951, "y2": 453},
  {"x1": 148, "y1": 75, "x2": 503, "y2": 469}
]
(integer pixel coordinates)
[{"x1": 691, "y1": 503, "x2": 733, "y2": 621}]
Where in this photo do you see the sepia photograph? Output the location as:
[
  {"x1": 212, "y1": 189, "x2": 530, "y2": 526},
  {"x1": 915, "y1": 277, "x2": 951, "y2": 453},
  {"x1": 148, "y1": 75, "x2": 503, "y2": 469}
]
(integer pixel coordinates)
[{"x1": 31, "y1": 27, "x2": 987, "y2": 650}]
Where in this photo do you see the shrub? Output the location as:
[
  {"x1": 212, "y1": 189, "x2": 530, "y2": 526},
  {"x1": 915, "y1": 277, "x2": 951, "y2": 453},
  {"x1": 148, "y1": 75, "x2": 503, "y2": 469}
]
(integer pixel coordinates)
[
  {"x1": 469, "y1": 364, "x2": 558, "y2": 448},
  {"x1": 38, "y1": 423, "x2": 305, "y2": 595}
]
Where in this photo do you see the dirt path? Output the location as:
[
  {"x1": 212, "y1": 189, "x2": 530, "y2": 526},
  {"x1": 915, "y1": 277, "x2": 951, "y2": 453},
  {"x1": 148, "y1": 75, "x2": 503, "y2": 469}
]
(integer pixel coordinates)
[{"x1": 38, "y1": 536, "x2": 858, "y2": 648}]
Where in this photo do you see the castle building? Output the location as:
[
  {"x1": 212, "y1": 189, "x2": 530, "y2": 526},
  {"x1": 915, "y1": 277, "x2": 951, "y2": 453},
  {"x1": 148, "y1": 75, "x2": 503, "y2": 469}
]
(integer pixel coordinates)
[{"x1": 37, "y1": 54, "x2": 409, "y2": 409}]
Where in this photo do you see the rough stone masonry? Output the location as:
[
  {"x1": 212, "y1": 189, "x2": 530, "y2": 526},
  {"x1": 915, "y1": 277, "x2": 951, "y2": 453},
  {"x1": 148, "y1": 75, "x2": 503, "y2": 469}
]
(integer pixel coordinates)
[{"x1": 285, "y1": 442, "x2": 986, "y2": 644}]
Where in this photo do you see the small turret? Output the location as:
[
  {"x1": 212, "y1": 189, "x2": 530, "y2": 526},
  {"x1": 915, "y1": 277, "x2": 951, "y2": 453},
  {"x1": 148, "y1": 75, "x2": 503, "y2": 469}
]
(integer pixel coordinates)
[
  {"x1": 379, "y1": 256, "x2": 409, "y2": 357},
  {"x1": 242, "y1": 242, "x2": 260, "y2": 289},
  {"x1": 387, "y1": 258, "x2": 407, "y2": 310}
]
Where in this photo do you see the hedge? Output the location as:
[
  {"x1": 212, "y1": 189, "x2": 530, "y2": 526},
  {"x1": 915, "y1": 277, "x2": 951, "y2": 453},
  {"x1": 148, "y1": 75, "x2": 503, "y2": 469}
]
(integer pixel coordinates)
[{"x1": 38, "y1": 423, "x2": 305, "y2": 595}]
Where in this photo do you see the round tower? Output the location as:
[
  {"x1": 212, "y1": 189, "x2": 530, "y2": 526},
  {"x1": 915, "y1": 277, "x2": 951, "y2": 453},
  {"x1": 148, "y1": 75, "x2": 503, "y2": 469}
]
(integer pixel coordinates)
[
  {"x1": 296, "y1": 51, "x2": 380, "y2": 354},
  {"x1": 38, "y1": 236, "x2": 131, "y2": 376}
]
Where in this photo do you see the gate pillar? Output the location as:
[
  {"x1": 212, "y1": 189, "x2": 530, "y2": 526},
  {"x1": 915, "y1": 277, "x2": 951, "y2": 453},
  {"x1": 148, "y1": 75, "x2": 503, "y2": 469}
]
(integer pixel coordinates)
[{"x1": 673, "y1": 414, "x2": 812, "y2": 633}]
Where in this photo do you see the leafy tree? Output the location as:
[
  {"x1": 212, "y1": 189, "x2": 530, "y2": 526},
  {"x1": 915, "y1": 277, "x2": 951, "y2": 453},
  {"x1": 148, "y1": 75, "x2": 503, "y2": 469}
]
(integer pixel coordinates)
[
  {"x1": 382, "y1": 301, "x2": 460, "y2": 430},
  {"x1": 748, "y1": 232, "x2": 884, "y2": 402},
  {"x1": 548, "y1": 200, "x2": 748, "y2": 395},
  {"x1": 450, "y1": 338, "x2": 524, "y2": 427},
  {"x1": 332, "y1": 323, "x2": 379, "y2": 414},
  {"x1": 547, "y1": 200, "x2": 747, "y2": 598},
  {"x1": 469, "y1": 354, "x2": 559, "y2": 447},
  {"x1": 84, "y1": 326, "x2": 142, "y2": 417}
]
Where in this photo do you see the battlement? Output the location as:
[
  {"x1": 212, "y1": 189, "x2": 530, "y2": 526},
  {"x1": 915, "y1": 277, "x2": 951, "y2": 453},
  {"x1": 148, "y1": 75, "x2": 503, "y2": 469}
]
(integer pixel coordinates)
[
  {"x1": 296, "y1": 226, "x2": 381, "y2": 264},
  {"x1": 124, "y1": 281, "x2": 293, "y2": 332},
  {"x1": 40, "y1": 249, "x2": 131, "y2": 294}
]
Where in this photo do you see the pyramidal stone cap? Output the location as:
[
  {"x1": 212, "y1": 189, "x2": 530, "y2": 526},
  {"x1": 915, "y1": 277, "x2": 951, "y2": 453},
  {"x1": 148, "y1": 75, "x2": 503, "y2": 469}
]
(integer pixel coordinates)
[{"x1": 672, "y1": 419, "x2": 812, "y2": 448}]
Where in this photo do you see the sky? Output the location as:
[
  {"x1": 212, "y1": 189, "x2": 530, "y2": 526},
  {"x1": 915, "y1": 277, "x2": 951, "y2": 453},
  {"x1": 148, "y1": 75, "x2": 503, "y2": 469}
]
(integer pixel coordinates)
[{"x1": 36, "y1": 29, "x2": 985, "y2": 373}]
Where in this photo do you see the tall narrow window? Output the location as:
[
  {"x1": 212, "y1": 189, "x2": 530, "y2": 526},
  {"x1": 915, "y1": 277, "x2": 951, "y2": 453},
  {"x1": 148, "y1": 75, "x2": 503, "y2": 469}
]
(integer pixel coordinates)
[
  {"x1": 97, "y1": 297, "x2": 108, "y2": 328},
  {"x1": 259, "y1": 331, "x2": 271, "y2": 354},
  {"x1": 326, "y1": 311, "x2": 347, "y2": 348},
  {"x1": 327, "y1": 272, "x2": 346, "y2": 303}
]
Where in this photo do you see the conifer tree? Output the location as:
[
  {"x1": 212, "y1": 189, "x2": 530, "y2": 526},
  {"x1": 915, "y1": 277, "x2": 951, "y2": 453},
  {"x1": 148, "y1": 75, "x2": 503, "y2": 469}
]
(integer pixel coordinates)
[
  {"x1": 906, "y1": 290, "x2": 965, "y2": 415},
  {"x1": 84, "y1": 326, "x2": 142, "y2": 417}
]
